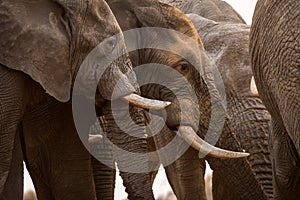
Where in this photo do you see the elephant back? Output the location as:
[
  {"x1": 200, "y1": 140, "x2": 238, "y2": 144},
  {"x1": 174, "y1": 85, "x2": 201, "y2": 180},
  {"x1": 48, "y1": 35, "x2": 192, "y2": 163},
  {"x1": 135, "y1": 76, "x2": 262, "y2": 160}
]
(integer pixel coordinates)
[{"x1": 0, "y1": 0, "x2": 71, "y2": 102}]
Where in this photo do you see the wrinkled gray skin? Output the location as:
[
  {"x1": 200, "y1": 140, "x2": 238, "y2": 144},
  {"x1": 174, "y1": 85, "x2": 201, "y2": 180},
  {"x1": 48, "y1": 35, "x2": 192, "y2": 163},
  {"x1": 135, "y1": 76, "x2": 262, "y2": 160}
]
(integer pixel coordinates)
[
  {"x1": 0, "y1": 0, "x2": 154, "y2": 199},
  {"x1": 102, "y1": 1, "x2": 260, "y2": 200},
  {"x1": 250, "y1": 0, "x2": 300, "y2": 199},
  {"x1": 188, "y1": 13, "x2": 273, "y2": 200}
]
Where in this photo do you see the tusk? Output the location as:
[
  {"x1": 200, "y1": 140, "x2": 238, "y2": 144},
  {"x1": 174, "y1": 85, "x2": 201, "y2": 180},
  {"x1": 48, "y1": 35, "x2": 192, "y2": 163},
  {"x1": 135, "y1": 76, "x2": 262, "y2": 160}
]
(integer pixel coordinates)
[
  {"x1": 88, "y1": 134, "x2": 103, "y2": 144},
  {"x1": 177, "y1": 126, "x2": 250, "y2": 159},
  {"x1": 122, "y1": 94, "x2": 171, "y2": 110},
  {"x1": 250, "y1": 76, "x2": 259, "y2": 97}
]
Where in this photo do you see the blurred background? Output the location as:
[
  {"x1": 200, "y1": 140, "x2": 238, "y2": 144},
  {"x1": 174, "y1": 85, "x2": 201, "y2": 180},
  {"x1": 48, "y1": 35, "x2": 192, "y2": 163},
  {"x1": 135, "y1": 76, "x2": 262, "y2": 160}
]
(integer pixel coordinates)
[{"x1": 23, "y1": 0, "x2": 258, "y2": 199}]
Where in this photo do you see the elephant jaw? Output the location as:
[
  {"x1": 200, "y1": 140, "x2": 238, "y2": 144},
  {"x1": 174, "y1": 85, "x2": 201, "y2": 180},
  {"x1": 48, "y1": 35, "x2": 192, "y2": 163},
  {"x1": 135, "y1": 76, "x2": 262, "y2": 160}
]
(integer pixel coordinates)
[
  {"x1": 122, "y1": 93, "x2": 171, "y2": 110},
  {"x1": 177, "y1": 126, "x2": 250, "y2": 159}
]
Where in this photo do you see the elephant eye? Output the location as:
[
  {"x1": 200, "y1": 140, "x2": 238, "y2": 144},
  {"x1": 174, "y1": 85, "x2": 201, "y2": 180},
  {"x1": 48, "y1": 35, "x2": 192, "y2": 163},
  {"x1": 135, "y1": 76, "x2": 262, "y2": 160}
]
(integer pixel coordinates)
[{"x1": 175, "y1": 63, "x2": 190, "y2": 74}]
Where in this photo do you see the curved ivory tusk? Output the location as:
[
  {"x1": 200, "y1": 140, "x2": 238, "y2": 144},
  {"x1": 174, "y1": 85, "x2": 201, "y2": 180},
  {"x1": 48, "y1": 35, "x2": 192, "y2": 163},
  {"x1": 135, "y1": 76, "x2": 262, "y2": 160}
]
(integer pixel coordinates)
[
  {"x1": 88, "y1": 134, "x2": 103, "y2": 144},
  {"x1": 122, "y1": 94, "x2": 171, "y2": 110},
  {"x1": 250, "y1": 76, "x2": 259, "y2": 97},
  {"x1": 177, "y1": 126, "x2": 250, "y2": 159}
]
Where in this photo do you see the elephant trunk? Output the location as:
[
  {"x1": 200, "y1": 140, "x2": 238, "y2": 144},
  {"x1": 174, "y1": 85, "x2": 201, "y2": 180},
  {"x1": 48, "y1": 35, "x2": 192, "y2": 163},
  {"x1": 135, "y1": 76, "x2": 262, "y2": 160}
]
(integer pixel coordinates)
[
  {"x1": 151, "y1": 117, "x2": 208, "y2": 200},
  {"x1": 227, "y1": 96, "x2": 273, "y2": 199},
  {"x1": 207, "y1": 117, "x2": 269, "y2": 200},
  {"x1": 90, "y1": 117, "x2": 116, "y2": 200},
  {"x1": 102, "y1": 100, "x2": 155, "y2": 200}
]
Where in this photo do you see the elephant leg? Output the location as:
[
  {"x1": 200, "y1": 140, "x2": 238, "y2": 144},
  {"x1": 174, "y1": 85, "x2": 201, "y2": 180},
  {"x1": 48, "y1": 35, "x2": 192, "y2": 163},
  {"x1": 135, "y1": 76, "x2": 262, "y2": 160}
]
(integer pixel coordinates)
[
  {"x1": 22, "y1": 99, "x2": 96, "y2": 200},
  {"x1": 0, "y1": 66, "x2": 32, "y2": 199},
  {"x1": 164, "y1": 148, "x2": 207, "y2": 200},
  {"x1": 271, "y1": 119, "x2": 300, "y2": 200}
]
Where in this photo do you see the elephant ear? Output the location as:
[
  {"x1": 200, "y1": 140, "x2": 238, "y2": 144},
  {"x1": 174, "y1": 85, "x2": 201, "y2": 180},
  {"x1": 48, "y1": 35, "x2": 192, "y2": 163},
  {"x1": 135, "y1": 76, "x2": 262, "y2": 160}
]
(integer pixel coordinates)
[{"x1": 0, "y1": 0, "x2": 72, "y2": 102}]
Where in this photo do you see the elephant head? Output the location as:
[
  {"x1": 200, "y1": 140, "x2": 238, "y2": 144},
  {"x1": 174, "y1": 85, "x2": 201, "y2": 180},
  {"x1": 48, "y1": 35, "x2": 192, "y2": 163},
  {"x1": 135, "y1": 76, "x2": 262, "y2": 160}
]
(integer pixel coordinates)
[{"x1": 107, "y1": 0, "x2": 249, "y2": 159}]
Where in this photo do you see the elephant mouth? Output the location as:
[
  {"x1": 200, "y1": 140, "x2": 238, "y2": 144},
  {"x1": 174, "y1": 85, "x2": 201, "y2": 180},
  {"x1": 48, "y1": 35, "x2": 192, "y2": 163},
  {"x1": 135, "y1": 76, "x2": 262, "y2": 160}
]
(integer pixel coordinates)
[{"x1": 176, "y1": 125, "x2": 250, "y2": 159}]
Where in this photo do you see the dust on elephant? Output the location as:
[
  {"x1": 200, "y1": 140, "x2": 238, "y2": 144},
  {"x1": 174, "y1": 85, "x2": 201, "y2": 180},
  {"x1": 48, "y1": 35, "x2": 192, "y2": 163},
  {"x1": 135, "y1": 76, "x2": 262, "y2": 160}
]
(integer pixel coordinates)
[
  {"x1": 250, "y1": 0, "x2": 300, "y2": 199},
  {"x1": 0, "y1": 0, "x2": 168, "y2": 199}
]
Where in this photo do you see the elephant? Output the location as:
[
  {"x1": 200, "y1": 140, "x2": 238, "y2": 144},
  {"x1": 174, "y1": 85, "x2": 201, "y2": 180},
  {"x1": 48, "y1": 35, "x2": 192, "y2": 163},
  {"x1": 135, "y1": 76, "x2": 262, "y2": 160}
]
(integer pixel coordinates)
[
  {"x1": 0, "y1": 0, "x2": 170, "y2": 199},
  {"x1": 187, "y1": 13, "x2": 273, "y2": 199},
  {"x1": 250, "y1": 0, "x2": 300, "y2": 199},
  {"x1": 158, "y1": 0, "x2": 273, "y2": 199}
]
